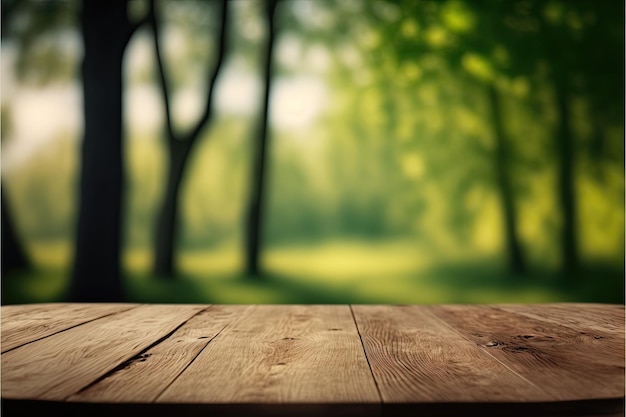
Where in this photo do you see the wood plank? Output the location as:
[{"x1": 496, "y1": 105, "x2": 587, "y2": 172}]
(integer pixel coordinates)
[
  {"x1": 68, "y1": 305, "x2": 249, "y2": 403},
  {"x1": 2, "y1": 304, "x2": 65, "y2": 321},
  {"x1": 352, "y1": 305, "x2": 550, "y2": 403},
  {"x1": 2, "y1": 303, "x2": 112, "y2": 328},
  {"x1": 429, "y1": 304, "x2": 625, "y2": 401},
  {"x1": 497, "y1": 303, "x2": 625, "y2": 335},
  {"x1": 2, "y1": 303, "x2": 138, "y2": 352},
  {"x1": 157, "y1": 305, "x2": 380, "y2": 404},
  {"x1": 2, "y1": 304, "x2": 206, "y2": 401}
]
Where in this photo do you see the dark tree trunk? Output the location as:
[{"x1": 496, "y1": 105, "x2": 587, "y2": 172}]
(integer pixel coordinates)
[
  {"x1": 487, "y1": 84, "x2": 526, "y2": 275},
  {"x1": 68, "y1": 1, "x2": 135, "y2": 302},
  {"x1": 554, "y1": 78, "x2": 579, "y2": 280},
  {"x1": 537, "y1": 17, "x2": 580, "y2": 282},
  {"x1": 245, "y1": 0, "x2": 277, "y2": 277},
  {"x1": 148, "y1": 0, "x2": 227, "y2": 279},
  {"x1": 1, "y1": 185, "x2": 30, "y2": 276},
  {"x1": 153, "y1": 140, "x2": 192, "y2": 277}
]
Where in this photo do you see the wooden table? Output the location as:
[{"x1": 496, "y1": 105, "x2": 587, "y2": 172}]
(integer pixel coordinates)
[{"x1": 1, "y1": 303, "x2": 624, "y2": 416}]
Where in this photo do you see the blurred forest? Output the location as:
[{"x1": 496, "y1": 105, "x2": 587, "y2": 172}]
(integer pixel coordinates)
[{"x1": 1, "y1": 0, "x2": 624, "y2": 304}]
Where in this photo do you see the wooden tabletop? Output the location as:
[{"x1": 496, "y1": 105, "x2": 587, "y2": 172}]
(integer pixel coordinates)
[{"x1": 1, "y1": 303, "x2": 624, "y2": 416}]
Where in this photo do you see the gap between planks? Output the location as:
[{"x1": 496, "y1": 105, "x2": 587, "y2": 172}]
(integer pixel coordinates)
[
  {"x1": 420, "y1": 305, "x2": 549, "y2": 398},
  {"x1": 428, "y1": 304, "x2": 625, "y2": 401},
  {"x1": 70, "y1": 305, "x2": 218, "y2": 401},
  {"x1": 2, "y1": 304, "x2": 208, "y2": 401},
  {"x1": 152, "y1": 306, "x2": 251, "y2": 403},
  {"x1": 69, "y1": 305, "x2": 255, "y2": 403},
  {"x1": 351, "y1": 305, "x2": 552, "y2": 403},
  {"x1": 349, "y1": 305, "x2": 384, "y2": 403},
  {"x1": 1, "y1": 303, "x2": 140, "y2": 354},
  {"x1": 155, "y1": 305, "x2": 380, "y2": 404},
  {"x1": 76, "y1": 305, "x2": 386, "y2": 404}
]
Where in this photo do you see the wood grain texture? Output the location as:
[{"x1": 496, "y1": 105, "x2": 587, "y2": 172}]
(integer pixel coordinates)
[
  {"x1": 157, "y1": 305, "x2": 380, "y2": 404},
  {"x1": 68, "y1": 305, "x2": 248, "y2": 403},
  {"x1": 497, "y1": 303, "x2": 625, "y2": 335},
  {"x1": 2, "y1": 303, "x2": 138, "y2": 352},
  {"x1": 429, "y1": 304, "x2": 625, "y2": 401},
  {"x1": 2, "y1": 304, "x2": 205, "y2": 401},
  {"x1": 352, "y1": 305, "x2": 551, "y2": 403},
  {"x1": 2, "y1": 304, "x2": 64, "y2": 321},
  {"x1": 1, "y1": 302, "x2": 624, "y2": 417}
]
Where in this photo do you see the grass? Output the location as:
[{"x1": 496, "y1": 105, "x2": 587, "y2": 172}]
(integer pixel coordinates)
[{"x1": 2, "y1": 239, "x2": 623, "y2": 305}]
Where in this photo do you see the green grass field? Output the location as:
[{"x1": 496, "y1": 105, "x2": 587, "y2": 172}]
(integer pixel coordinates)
[{"x1": 2, "y1": 239, "x2": 623, "y2": 305}]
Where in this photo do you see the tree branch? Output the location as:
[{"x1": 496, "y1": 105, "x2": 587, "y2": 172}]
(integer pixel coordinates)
[
  {"x1": 149, "y1": 0, "x2": 176, "y2": 142},
  {"x1": 124, "y1": 14, "x2": 149, "y2": 47},
  {"x1": 185, "y1": 0, "x2": 228, "y2": 143},
  {"x1": 1, "y1": 0, "x2": 20, "y2": 39}
]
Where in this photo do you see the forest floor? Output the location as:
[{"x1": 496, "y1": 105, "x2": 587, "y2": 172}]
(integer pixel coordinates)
[{"x1": 2, "y1": 240, "x2": 623, "y2": 305}]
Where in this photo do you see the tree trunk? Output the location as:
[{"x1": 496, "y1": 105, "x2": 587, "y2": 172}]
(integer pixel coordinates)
[
  {"x1": 245, "y1": 0, "x2": 277, "y2": 277},
  {"x1": 153, "y1": 140, "x2": 192, "y2": 277},
  {"x1": 487, "y1": 84, "x2": 526, "y2": 275},
  {"x1": 554, "y1": 78, "x2": 579, "y2": 280},
  {"x1": 149, "y1": 0, "x2": 227, "y2": 279},
  {"x1": 1, "y1": 185, "x2": 30, "y2": 276},
  {"x1": 537, "y1": 16, "x2": 580, "y2": 282},
  {"x1": 68, "y1": 1, "x2": 133, "y2": 302}
]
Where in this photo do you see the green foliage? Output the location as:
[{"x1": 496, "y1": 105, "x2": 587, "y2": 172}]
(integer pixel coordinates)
[
  {"x1": 2, "y1": 0, "x2": 79, "y2": 85},
  {"x1": 2, "y1": 0, "x2": 623, "y2": 304}
]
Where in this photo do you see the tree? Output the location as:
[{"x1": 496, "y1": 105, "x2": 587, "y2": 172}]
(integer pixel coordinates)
[
  {"x1": 244, "y1": 0, "x2": 278, "y2": 277},
  {"x1": 1, "y1": 185, "x2": 30, "y2": 276},
  {"x1": 534, "y1": 0, "x2": 622, "y2": 280},
  {"x1": 552, "y1": 69, "x2": 578, "y2": 280},
  {"x1": 1, "y1": 5, "x2": 30, "y2": 277},
  {"x1": 486, "y1": 84, "x2": 526, "y2": 274},
  {"x1": 365, "y1": 0, "x2": 530, "y2": 272},
  {"x1": 149, "y1": 0, "x2": 228, "y2": 278},
  {"x1": 68, "y1": 0, "x2": 144, "y2": 301}
]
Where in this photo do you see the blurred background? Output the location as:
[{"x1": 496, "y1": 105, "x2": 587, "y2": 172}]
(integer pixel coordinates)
[{"x1": 1, "y1": 0, "x2": 623, "y2": 305}]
